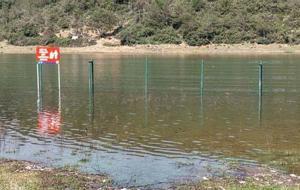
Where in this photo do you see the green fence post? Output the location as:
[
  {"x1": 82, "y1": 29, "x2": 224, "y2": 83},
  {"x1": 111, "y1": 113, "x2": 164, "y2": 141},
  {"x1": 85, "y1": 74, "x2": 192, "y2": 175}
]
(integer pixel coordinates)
[
  {"x1": 88, "y1": 60, "x2": 95, "y2": 123},
  {"x1": 88, "y1": 60, "x2": 94, "y2": 94}
]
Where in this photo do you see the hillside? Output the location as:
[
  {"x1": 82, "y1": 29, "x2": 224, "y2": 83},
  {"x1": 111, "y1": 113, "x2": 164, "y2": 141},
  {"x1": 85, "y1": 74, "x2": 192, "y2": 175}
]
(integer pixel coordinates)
[{"x1": 0, "y1": 0, "x2": 300, "y2": 47}]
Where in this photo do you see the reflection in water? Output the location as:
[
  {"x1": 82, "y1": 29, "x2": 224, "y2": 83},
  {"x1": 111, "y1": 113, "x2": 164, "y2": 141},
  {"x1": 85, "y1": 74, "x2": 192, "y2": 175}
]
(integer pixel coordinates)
[
  {"x1": 36, "y1": 64, "x2": 43, "y2": 111},
  {"x1": 144, "y1": 58, "x2": 148, "y2": 127},
  {"x1": 258, "y1": 62, "x2": 263, "y2": 125},
  {"x1": 258, "y1": 88, "x2": 262, "y2": 126},
  {"x1": 1, "y1": 54, "x2": 300, "y2": 186},
  {"x1": 89, "y1": 90, "x2": 94, "y2": 124},
  {"x1": 36, "y1": 63, "x2": 62, "y2": 135},
  {"x1": 199, "y1": 61, "x2": 205, "y2": 127},
  {"x1": 38, "y1": 110, "x2": 61, "y2": 135}
]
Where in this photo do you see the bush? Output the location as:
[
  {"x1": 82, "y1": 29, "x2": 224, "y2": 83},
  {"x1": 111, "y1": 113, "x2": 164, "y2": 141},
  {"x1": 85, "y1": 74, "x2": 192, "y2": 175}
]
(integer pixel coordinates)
[
  {"x1": 149, "y1": 27, "x2": 182, "y2": 44},
  {"x1": 183, "y1": 29, "x2": 212, "y2": 46},
  {"x1": 8, "y1": 35, "x2": 41, "y2": 46},
  {"x1": 57, "y1": 19, "x2": 70, "y2": 29},
  {"x1": 256, "y1": 37, "x2": 273, "y2": 45},
  {"x1": 1, "y1": 0, "x2": 300, "y2": 46},
  {"x1": 23, "y1": 23, "x2": 39, "y2": 37},
  {"x1": 87, "y1": 8, "x2": 119, "y2": 31},
  {"x1": 281, "y1": 31, "x2": 300, "y2": 44},
  {"x1": 119, "y1": 24, "x2": 156, "y2": 45},
  {"x1": 0, "y1": 29, "x2": 4, "y2": 41},
  {"x1": 120, "y1": 25, "x2": 181, "y2": 45}
]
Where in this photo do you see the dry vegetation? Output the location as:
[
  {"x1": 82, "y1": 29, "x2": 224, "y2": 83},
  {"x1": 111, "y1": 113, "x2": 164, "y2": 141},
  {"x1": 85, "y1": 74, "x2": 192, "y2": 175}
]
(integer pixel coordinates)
[
  {"x1": 0, "y1": 159, "x2": 112, "y2": 190},
  {"x1": 0, "y1": 0, "x2": 300, "y2": 47}
]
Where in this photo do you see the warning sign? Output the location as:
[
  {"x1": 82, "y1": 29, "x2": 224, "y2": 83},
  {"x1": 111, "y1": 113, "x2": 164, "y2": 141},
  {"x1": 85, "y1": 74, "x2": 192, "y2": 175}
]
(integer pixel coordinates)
[{"x1": 36, "y1": 46, "x2": 60, "y2": 64}]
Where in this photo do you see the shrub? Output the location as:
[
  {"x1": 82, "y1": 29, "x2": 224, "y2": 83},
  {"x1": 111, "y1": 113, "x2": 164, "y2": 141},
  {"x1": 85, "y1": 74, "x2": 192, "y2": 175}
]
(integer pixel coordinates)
[
  {"x1": 1, "y1": 0, "x2": 300, "y2": 46},
  {"x1": 183, "y1": 29, "x2": 212, "y2": 46},
  {"x1": 57, "y1": 18, "x2": 70, "y2": 29},
  {"x1": 256, "y1": 37, "x2": 273, "y2": 45},
  {"x1": 87, "y1": 8, "x2": 119, "y2": 31},
  {"x1": 119, "y1": 24, "x2": 156, "y2": 45},
  {"x1": 149, "y1": 27, "x2": 182, "y2": 44},
  {"x1": 23, "y1": 23, "x2": 39, "y2": 37}
]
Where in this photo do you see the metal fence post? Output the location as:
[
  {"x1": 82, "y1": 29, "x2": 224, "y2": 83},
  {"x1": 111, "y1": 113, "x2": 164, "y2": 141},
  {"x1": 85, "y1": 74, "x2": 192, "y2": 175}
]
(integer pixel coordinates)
[{"x1": 88, "y1": 60, "x2": 94, "y2": 94}]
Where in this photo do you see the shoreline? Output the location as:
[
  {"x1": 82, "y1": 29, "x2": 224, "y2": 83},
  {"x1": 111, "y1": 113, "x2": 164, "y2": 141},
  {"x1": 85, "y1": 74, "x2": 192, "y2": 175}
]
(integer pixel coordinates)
[
  {"x1": 0, "y1": 159, "x2": 113, "y2": 190},
  {"x1": 1, "y1": 159, "x2": 299, "y2": 190},
  {"x1": 1, "y1": 41, "x2": 300, "y2": 55}
]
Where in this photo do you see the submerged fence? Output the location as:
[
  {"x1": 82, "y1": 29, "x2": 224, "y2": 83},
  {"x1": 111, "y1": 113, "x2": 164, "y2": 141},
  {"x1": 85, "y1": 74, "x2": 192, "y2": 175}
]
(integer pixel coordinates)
[{"x1": 86, "y1": 59, "x2": 300, "y2": 96}]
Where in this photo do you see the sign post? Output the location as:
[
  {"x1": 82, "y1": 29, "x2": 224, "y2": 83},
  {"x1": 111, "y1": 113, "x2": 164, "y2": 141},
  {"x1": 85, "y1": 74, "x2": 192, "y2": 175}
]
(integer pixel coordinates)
[
  {"x1": 258, "y1": 61, "x2": 263, "y2": 126},
  {"x1": 36, "y1": 46, "x2": 62, "y2": 134}
]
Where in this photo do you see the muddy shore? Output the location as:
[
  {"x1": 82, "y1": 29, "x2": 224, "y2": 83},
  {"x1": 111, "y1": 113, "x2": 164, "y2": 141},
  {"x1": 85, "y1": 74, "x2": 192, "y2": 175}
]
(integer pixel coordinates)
[
  {"x1": 1, "y1": 159, "x2": 299, "y2": 190},
  {"x1": 1, "y1": 41, "x2": 300, "y2": 55}
]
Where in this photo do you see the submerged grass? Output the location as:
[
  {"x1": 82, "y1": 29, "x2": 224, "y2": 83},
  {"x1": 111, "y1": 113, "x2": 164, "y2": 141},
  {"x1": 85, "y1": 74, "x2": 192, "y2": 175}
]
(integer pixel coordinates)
[
  {"x1": 0, "y1": 159, "x2": 112, "y2": 190},
  {"x1": 175, "y1": 161, "x2": 300, "y2": 190},
  {"x1": 259, "y1": 151, "x2": 300, "y2": 175}
]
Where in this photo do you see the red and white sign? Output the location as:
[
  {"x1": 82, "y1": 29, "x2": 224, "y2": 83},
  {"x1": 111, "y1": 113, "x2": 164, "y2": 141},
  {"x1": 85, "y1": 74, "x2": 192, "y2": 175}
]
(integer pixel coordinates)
[{"x1": 36, "y1": 46, "x2": 60, "y2": 64}]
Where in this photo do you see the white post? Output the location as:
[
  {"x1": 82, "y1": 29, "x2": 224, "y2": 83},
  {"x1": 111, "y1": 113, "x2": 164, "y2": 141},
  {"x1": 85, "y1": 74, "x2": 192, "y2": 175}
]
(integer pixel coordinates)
[
  {"x1": 58, "y1": 64, "x2": 61, "y2": 113},
  {"x1": 37, "y1": 64, "x2": 40, "y2": 99},
  {"x1": 36, "y1": 63, "x2": 41, "y2": 112}
]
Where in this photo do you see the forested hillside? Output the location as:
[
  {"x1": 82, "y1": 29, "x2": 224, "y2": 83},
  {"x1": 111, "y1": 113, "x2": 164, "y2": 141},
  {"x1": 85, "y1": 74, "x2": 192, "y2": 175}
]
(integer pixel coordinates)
[{"x1": 0, "y1": 0, "x2": 300, "y2": 46}]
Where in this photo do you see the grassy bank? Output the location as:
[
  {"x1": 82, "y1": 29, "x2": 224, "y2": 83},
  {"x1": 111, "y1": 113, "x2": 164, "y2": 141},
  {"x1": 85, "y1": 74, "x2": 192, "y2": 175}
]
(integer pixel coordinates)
[
  {"x1": 175, "y1": 162, "x2": 300, "y2": 190},
  {"x1": 1, "y1": 159, "x2": 300, "y2": 190},
  {"x1": 0, "y1": 159, "x2": 112, "y2": 190},
  {"x1": 177, "y1": 178, "x2": 300, "y2": 190}
]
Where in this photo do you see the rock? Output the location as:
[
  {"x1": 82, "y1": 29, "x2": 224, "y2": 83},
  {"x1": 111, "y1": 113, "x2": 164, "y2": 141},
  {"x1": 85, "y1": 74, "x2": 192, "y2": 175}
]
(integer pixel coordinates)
[
  {"x1": 72, "y1": 36, "x2": 79, "y2": 40},
  {"x1": 277, "y1": 181, "x2": 284, "y2": 185}
]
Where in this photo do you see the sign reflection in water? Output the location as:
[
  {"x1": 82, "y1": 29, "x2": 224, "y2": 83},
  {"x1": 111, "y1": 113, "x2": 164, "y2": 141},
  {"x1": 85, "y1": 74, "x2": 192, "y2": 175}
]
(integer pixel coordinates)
[
  {"x1": 36, "y1": 76, "x2": 62, "y2": 135},
  {"x1": 38, "y1": 110, "x2": 61, "y2": 135}
]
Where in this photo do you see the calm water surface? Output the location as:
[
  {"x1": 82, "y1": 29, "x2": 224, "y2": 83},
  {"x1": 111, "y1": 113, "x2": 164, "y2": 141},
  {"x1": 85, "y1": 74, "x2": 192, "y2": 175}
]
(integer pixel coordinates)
[{"x1": 0, "y1": 54, "x2": 300, "y2": 187}]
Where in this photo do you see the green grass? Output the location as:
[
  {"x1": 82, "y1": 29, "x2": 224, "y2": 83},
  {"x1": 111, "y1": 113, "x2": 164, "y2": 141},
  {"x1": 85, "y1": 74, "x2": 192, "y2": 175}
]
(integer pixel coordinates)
[
  {"x1": 176, "y1": 178, "x2": 300, "y2": 190},
  {"x1": 0, "y1": 160, "x2": 111, "y2": 190}
]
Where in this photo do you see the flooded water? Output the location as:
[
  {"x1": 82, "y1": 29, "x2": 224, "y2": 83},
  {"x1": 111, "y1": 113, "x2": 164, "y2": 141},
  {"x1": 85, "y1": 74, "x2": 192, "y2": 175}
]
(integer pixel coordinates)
[{"x1": 0, "y1": 54, "x2": 300, "y2": 187}]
